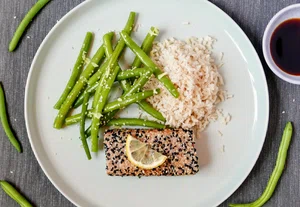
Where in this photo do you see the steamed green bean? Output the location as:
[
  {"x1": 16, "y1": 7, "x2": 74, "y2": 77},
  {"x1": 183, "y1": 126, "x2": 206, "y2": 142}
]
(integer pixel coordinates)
[
  {"x1": 131, "y1": 27, "x2": 159, "y2": 68},
  {"x1": 53, "y1": 44, "x2": 106, "y2": 129},
  {"x1": 103, "y1": 89, "x2": 159, "y2": 113},
  {"x1": 124, "y1": 70, "x2": 153, "y2": 95},
  {"x1": 74, "y1": 67, "x2": 149, "y2": 108},
  {"x1": 107, "y1": 118, "x2": 165, "y2": 129},
  {"x1": 91, "y1": 12, "x2": 136, "y2": 152},
  {"x1": 54, "y1": 32, "x2": 93, "y2": 109},
  {"x1": 80, "y1": 92, "x2": 92, "y2": 160},
  {"x1": 86, "y1": 12, "x2": 136, "y2": 94},
  {"x1": 91, "y1": 66, "x2": 120, "y2": 152},
  {"x1": 66, "y1": 89, "x2": 160, "y2": 125},
  {"x1": 116, "y1": 68, "x2": 149, "y2": 81},
  {"x1": 120, "y1": 30, "x2": 179, "y2": 98},
  {"x1": 103, "y1": 32, "x2": 114, "y2": 57}
]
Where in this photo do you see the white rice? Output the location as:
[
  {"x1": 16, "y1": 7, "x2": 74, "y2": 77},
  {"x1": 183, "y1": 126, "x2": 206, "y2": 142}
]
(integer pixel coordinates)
[{"x1": 145, "y1": 36, "x2": 225, "y2": 131}]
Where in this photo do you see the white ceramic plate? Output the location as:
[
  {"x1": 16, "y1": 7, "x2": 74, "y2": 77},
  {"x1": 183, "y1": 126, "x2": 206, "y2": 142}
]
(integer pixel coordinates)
[{"x1": 25, "y1": 0, "x2": 269, "y2": 206}]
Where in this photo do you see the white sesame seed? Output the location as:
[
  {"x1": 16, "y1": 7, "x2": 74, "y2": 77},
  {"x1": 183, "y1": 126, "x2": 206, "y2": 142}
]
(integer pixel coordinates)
[
  {"x1": 218, "y1": 130, "x2": 223, "y2": 137},
  {"x1": 182, "y1": 21, "x2": 190, "y2": 25}
]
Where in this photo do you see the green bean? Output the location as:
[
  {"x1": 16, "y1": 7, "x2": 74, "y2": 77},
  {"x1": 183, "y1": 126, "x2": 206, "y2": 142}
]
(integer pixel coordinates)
[
  {"x1": 120, "y1": 30, "x2": 180, "y2": 98},
  {"x1": 86, "y1": 12, "x2": 136, "y2": 92},
  {"x1": 0, "y1": 180, "x2": 32, "y2": 207},
  {"x1": 53, "y1": 44, "x2": 106, "y2": 129},
  {"x1": 91, "y1": 12, "x2": 136, "y2": 152},
  {"x1": 103, "y1": 32, "x2": 114, "y2": 57},
  {"x1": 119, "y1": 79, "x2": 166, "y2": 122},
  {"x1": 74, "y1": 67, "x2": 148, "y2": 108},
  {"x1": 119, "y1": 80, "x2": 132, "y2": 91},
  {"x1": 80, "y1": 92, "x2": 92, "y2": 160},
  {"x1": 0, "y1": 83, "x2": 22, "y2": 153},
  {"x1": 91, "y1": 66, "x2": 120, "y2": 152},
  {"x1": 92, "y1": 31, "x2": 114, "y2": 108},
  {"x1": 103, "y1": 89, "x2": 159, "y2": 113},
  {"x1": 131, "y1": 27, "x2": 159, "y2": 68},
  {"x1": 137, "y1": 101, "x2": 166, "y2": 122},
  {"x1": 124, "y1": 70, "x2": 153, "y2": 95},
  {"x1": 116, "y1": 68, "x2": 149, "y2": 81},
  {"x1": 54, "y1": 32, "x2": 93, "y2": 109},
  {"x1": 107, "y1": 118, "x2": 165, "y2": 129},
  {"x1": 73, "y1": 84, "x2": 96, "y2": 108},
  {"x1": 65, "y1": 111, "x2": 92, "y2": 126},
  {"x1": 85, "y1": 112, "x2": 116, "y2": 137},
  {"x1": 65, "y1": 89, "x2": 162, "y2": 126},
  {"x1": 68, "y1": 89, "x2": 160, "y2": 127},
  {"x1": 230, "y1": 122, "x2": 293, "y2": 207},
  {"x1": 9, "y1": 0, "x2": 51, "y2": 52}
]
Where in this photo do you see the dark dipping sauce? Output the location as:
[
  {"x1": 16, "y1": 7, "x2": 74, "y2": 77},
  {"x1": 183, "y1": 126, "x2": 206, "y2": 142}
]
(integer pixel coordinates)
[{"x1": 270, "y1": 18, "x2": 300, "y2": 76}]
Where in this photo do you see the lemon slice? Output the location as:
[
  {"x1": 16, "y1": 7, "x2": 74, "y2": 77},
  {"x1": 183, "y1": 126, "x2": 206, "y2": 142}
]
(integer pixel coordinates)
[{"x1": 125, "y1": 134, "x2": 167, "y2": 170}]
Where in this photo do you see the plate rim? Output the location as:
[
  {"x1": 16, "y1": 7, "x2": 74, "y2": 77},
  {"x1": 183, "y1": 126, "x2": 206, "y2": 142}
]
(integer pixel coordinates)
[{"x1": 24, "y1": 0, "x2": 269, "y2": 207}]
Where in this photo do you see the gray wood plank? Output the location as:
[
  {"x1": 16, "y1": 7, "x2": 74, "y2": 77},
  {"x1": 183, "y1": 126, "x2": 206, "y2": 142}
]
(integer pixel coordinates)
[{"x1": 0, "y1": 0, "x2": 299, "y2": 206}]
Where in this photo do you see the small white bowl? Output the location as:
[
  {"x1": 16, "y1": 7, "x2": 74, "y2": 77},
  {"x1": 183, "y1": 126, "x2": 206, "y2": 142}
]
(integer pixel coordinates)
[{"x1": 263, "y1": 4, "x2": 300, "y2": 84}]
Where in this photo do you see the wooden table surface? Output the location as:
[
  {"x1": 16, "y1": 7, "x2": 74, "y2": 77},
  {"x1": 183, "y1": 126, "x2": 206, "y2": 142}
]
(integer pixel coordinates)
[{"x1": 0, "y1": 0, "x2": 299, "y2": 206}]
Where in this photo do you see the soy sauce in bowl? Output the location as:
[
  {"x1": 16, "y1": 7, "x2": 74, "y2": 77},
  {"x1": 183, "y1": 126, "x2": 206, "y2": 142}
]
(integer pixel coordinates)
[{"x1": 270, "y1": 18, "x2": 300, "y2": 76}]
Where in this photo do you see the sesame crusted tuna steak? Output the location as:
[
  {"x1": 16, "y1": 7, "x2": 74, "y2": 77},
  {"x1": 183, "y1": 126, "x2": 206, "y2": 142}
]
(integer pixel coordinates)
[{"x1": 104, "y1": 128, "x2": 199, "y2": 176}]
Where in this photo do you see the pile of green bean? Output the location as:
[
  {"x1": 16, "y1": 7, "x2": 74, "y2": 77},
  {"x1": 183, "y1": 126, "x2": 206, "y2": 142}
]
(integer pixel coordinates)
[{"x1": 53, "y1": 12, "x2": 179, "y2": 159}]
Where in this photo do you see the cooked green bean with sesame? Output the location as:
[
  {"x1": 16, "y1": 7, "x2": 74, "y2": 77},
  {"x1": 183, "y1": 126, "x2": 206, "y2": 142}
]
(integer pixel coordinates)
[
  {"x1": 103, "y1": 32, "x2": 114, "y2": 57},
  {"x1": 80, "y1": 92, "x2": 92, "y2": 160},
  {"x1": 91, "y1": 12, "x2": 136, "y2": 152},
  {"x1": 54, "y1": 32, "x2": 93, "y2": 110},
  {"x1": 53, "y1": 44, "x2": 107, "y2": 129},
  {"x1": 116, "y1": 68, "x2": 149, "y2": 81},
  {"x1": 120, "y1": 30, "x2": 179, "y2": 98},
  {"x1": 123, "y1": 70, "x2": 153, "y2": 95},
  {"x1": 91, "y1": 66, "x2": 120, "y2": 152},
  {"x1": 86, "y1": 12, "x2": 136, "y2": 93},
  {"x1": 107, "y1": 118, "x2": 165, "y2": 129},
  {"x1": 131, "y1": 27, "x2": 159, "y2": 68},
  {"x1": 103, "y1": 89, "x2": 159, "y2": 113}
]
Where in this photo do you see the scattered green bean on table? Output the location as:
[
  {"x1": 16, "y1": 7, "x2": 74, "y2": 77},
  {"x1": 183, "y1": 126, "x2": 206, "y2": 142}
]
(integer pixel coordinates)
[
  {"x1": 0, "y1": 180, "x2": 32, "y2": 207},
  {"x1": 0, "y1": 83, "x2": 22, "y2": 153},
  {"x1": 230, "y1": 122, "x2": 293, "y2": 207},
  {"x1": 9, "y1": 0, "x2": 52, "y2": 52}
]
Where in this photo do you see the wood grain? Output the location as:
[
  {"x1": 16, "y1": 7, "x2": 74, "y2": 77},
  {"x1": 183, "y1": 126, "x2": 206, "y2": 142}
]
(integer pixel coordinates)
[{"x1": 0, "y1": 0, "x2": 299, "y2": 206}]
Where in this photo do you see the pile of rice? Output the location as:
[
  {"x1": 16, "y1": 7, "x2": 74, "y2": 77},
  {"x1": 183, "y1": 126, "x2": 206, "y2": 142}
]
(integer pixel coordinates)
[{"x1": 144, "y1": 36, "x2": 225, "y2": 131}]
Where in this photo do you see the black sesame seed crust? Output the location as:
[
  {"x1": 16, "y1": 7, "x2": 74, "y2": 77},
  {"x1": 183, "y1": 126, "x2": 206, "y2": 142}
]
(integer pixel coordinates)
[{"x1": 104, "y1": 128, "x2": 199, "y2": 176}]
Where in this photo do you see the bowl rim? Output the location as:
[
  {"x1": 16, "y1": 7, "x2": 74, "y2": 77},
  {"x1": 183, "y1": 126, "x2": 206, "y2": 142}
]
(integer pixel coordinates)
[{"x1": 262, "y1": 3, "x2": 300, "y2": 84}]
